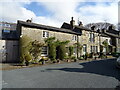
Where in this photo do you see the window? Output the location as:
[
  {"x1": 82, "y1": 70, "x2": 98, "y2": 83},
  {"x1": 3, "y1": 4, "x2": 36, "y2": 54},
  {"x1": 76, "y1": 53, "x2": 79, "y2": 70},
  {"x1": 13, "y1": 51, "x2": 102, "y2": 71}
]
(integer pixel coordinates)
[
  {"x1": 83, "y1": 44, "x2": 87, "y2": 52},
  {"x1": 73, "y1": 47, "x2": 77, "y2": 54},
  {"x1": 43, "y1": 31, "x2": 49, "y2": 38},
  {"x1": 4, "y1": 24, "x2": 10, "y2": 27},
  {"x1": 91, "y1": 46, "x2": 98, "y2": 53},
  {"x1": 41, "y1": 46, "x2": 48, "y2": 56},
  {"x1": 89, "y1": 33, "x2": 95, "y2": 42},
  {"x1": 96, "y1": 46, "x2": 98, "y2": 53},
  {"x1": 3, "y1": 30, "x2": 10, "y2": 33},
  {"x1": 72, "y1": 35, "x2": 77, "y2": 41}
]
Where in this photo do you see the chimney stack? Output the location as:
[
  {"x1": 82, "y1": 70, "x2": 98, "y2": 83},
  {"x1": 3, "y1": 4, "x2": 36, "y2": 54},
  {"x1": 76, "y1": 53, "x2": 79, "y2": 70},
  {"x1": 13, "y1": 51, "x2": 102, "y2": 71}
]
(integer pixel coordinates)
[
  {"x1": 26, "y1": 19, "x2": 32, "y2": 23},
  {"x1": 91, "y1": 26, "x2": 95, "y2": 31},
  {"x1": 78, "y1": 21, "x2": 83, "y2": 26},
  {"x1": 70, "y1": 17, "x2": 75, "y2": 29}
]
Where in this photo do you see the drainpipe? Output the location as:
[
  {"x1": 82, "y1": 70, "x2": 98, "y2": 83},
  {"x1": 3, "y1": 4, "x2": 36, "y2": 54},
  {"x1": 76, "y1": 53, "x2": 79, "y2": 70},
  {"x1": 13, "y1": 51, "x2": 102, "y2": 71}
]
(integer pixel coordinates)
[{"x1": 77, "y1": 35, "x2": 79, "y2": 59}]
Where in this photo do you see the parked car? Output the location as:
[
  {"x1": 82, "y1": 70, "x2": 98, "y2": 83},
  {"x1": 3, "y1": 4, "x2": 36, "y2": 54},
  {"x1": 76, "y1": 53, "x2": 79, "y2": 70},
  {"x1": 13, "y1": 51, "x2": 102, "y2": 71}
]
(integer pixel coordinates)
[{"x1": 116, "y1": 56, "x2": 120, "y2": 68}]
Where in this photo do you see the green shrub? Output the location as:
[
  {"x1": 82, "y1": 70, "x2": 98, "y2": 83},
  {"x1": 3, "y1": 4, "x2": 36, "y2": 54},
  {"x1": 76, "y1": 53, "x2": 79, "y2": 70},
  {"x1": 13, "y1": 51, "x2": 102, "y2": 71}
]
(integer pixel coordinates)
[
  {"x1": 64, "y1": 56, "x2": 69, "y2": 59},
  {"x1": 89, "y1": 52, "x2": 94, "y2": 58},
  {"x1": 58, "y1": 45, "x2": 66, "y2": 60},
  {"x1": 68, "y1": 46, "x2": 74, "y2": 57},
  {"x1": 78, "y1": 56, "x2": 84, "y2": 60},
  {"x1": 112, "y1": 52, "x2": 120, "y2": 57},
  {"x1": 24, "y1": 54, "x2": 32, "y2": 66},
  {"x1": 71, "y1": 56, "x2": 76, "y2": 59},
  {"x1": 84, "y1": 52, "x2": 88, "y2": 60},
  {"x1": 49, "y1": 44, "x2": 56, "y2": 61},
  {"x1": 29, "y1": 40, "x2": 44, "y2": 60},
  {"x1": 25, "y1": 54, "x2": 32, "y2": 61}
]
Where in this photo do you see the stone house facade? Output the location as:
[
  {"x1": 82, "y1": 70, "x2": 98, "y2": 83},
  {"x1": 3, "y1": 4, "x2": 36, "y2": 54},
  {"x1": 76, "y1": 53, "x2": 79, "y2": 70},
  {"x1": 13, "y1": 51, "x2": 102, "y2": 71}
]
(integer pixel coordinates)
[{"x1": 17, "y1": 18, "x2": 112, "y2": 60}]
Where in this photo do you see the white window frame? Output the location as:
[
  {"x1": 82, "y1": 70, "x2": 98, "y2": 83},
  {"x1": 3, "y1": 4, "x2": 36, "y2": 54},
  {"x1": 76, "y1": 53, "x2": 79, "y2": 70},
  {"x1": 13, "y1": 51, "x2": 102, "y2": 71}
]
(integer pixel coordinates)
[
  {"x1": 73, "y1": 47, "x2": 77, "y2": 55},
  {"x1": 41, "y1": 46, "x2": 48, "y2": 56},
  {"x1": 72, "y1": 35, "x2": 77, "y2": 41},
  {"x1": 42, "y1": 31, "x2": 49, "y2": 38},
  {"x1": 89, "y1": 33, "x2": 95, "y2": 42},
  {"x1": 83, "y1": 44, "x2": 87, "y2": 53}
]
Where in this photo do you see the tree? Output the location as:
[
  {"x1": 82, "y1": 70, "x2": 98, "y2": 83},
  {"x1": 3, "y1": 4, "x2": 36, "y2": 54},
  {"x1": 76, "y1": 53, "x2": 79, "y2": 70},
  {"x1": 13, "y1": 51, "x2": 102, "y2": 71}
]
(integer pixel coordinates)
[
  {"x1": 20, "y1": 35, "x2": 32, "y2": 64},
  {"x1": 56, "y1": 40, "x2": 69, "y2": 60},
  {"x1": 102, "y1": 40, "x2": 109, "y2": 54},
  {"x1": 44, "y1": 37, "x2": 56, "y2": 60},
  {"x1": 74, "y1": 42, "x2": 83, "y2": 57},
  {"x1": 29, "y1": 40, "x2": 44, "y2": 60},
  {"x1": 68, "y1": 46, "x2": 74, "y2": 58},
  {"x1": 44, "y1": 37, "x2": 69, "y2": 60}
]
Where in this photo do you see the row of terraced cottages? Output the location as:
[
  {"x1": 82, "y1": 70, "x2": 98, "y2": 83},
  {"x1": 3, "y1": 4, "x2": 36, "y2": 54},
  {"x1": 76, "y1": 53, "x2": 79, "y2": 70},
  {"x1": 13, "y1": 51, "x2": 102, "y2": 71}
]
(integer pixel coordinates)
[{"x1": 0, "y1": 17, "x2": 120, "y2": 62}]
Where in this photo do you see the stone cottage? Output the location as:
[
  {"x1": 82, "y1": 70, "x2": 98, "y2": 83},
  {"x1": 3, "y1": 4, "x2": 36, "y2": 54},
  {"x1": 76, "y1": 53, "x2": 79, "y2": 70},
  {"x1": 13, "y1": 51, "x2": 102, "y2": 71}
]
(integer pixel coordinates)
[{"x1": 17, "y1": 17, "x2": 108, "y2": 60}]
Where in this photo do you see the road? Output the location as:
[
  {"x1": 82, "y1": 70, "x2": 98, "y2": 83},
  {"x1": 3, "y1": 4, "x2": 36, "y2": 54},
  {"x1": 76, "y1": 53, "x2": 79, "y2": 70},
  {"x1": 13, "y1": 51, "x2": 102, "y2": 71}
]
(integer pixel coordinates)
[{"x1": 2, "y1": 58, "x2": 120, "y2": 88}]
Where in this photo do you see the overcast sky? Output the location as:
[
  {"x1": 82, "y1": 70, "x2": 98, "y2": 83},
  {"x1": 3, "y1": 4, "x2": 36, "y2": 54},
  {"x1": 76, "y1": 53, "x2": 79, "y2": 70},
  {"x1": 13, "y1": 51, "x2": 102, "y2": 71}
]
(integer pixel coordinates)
[{"x1": 0, "y1": 0, "x2": 119, "y2": 27}]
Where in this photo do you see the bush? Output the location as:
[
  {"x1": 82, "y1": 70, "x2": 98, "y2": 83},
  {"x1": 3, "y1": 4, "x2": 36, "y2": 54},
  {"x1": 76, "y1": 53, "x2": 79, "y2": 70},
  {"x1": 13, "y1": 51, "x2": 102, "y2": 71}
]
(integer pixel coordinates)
[
  {"x1": 64, "y1": 56, "x2": 69, "y2": 59},
  {"x1": 78, "y1": 56, "x2": 84, "y2": 60},
  {"x1": 58, "y1": 45, "x2": 66, "y2": 60},
  {"x1": 49, "y1": 44, "x2": 56, "y2": 61},
  {"x1": 89, "y1": 52, "x2": 94, "y2": 58},
  {"x1": 112, "y1": 52, "x2": 120, "y2": 57},
  {"x1": 68, "y1": 46, "x2": 74, "y2": 57},
  {"x1": 24, "y1": 54, "x2": 32, "y2": 66},
  {"x1": 25, "y1": 54, "x2": 32, "y2": 61},
  {"x1": 71, "y1": 56, "x2": 76, "y2": 60}
]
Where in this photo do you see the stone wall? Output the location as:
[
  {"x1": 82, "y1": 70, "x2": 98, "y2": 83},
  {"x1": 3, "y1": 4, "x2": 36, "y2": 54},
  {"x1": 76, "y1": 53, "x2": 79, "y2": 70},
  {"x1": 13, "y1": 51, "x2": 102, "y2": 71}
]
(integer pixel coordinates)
[
  {"x1": 21, "y1": 26, "x2": 77, "y2": 46},
  {"x1": 22, "y1": 26, "x2": 112, "y2": 56},
  {"x1": 79, "y1": 30, "x2": 100, "y2": 54}
]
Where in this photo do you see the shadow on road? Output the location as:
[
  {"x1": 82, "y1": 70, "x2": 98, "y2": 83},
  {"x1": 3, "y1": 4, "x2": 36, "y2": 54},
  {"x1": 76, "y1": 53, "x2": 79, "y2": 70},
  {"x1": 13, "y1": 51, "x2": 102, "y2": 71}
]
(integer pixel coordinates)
[{"x1": 47, "y1": 59, "x2": 120, "y2": 81}]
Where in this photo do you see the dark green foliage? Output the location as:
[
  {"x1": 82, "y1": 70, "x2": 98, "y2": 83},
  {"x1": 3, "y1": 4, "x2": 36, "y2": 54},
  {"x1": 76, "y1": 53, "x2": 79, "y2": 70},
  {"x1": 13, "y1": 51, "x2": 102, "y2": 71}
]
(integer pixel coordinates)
[
  {"x1": 44, "y1": 37, "x2": 69, "y2": 60},
  {"x1": 58, "y1": 45, "x2": 66, "y2": 60},
  {"x1": 89, "y1": 52, "x2": 94, "y2": 58},
  {"x1": 68, "y1": 46, "x2": 74, "y2": 57},
  {"x1": 102, "y1": 40, "x2": 109, "y2": 54},
  {"x1": 44, "y1": 37, "x2": 56, "y2": 61},
  {"x1": 20, "y1": 35, "x2": 32, "y2": 63},
  {"x1": 100, "y1": 45, "x2": 103, "y2": 52},
  {"x1": 44, "y1": 37, "x2": 55, "y2": 45},
  {"x1": 74, "y1": 42, "x2": 83, "y2": 57},
  {"x1": 71, "y1": 56, "x2": 76, "y2": 59},
  {"x1": 49, "y1": 44, "x2": 56, "y2": 60},
  {"x1": 112, "y1": 52, "x2": 120, "y2": 57},
  {"x1": 29, "y1": 40, "x2": 44, "y2": 60}
]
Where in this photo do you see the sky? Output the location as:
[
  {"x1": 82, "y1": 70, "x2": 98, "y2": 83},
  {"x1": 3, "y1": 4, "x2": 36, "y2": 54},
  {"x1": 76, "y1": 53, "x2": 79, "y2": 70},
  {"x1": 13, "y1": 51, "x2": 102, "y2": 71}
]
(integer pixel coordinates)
[{"x1": 0, "y1": 0, "x2": 119, "y2": 28}]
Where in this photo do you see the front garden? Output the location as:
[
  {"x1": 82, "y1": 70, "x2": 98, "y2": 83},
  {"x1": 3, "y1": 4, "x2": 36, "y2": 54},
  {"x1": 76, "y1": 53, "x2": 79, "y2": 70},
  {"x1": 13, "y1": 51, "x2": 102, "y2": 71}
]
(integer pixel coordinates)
[{"x1": 19, "y1": 35, "x2": 114, "y2": 66}]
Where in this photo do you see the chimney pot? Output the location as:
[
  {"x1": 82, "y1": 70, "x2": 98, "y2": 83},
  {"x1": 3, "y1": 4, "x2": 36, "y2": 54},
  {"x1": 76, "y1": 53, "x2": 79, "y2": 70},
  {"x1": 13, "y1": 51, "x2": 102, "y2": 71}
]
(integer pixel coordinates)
[
  {"x1": 79, "y1": 21, "x2": 83, "y2": 26},
  {"x1": 26, "y1": 19, "x2": 32, "y2": 23},
  {"x1": 70, "y1": 17, "x2": 75, "y2": 29}
]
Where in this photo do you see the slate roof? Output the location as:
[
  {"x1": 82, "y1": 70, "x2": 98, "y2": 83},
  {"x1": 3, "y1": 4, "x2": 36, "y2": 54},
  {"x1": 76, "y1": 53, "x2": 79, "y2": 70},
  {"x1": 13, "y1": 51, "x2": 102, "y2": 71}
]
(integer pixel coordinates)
[
  {"x1": 104, "y1": 32, "x2": 120, "y2": 38},
  {"x1": 17, "y1": 20, "x2": 81, "y2": 35},
  {"x1": 17, "y1": 20, "x2": 120, "y2": 39},
  {"x1": 61, "y1": 22, "x2": 97, "y2": 33}
]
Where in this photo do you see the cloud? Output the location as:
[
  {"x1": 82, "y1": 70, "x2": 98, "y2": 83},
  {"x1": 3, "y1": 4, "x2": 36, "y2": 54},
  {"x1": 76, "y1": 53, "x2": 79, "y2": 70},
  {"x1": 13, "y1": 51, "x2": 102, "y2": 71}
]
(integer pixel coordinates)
[
  {"x1": 0, "y1": 0, "x2": 118, "y2": 28},
  {"x1": 36, "y1": 1, "x2": 118, "y2": 27},
  {"x1": 0, "y1": 2, "x2": 36, "y2": 23},
  {"x1": 77, "y1": 2, "x2": 118, "y2": 24}
]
